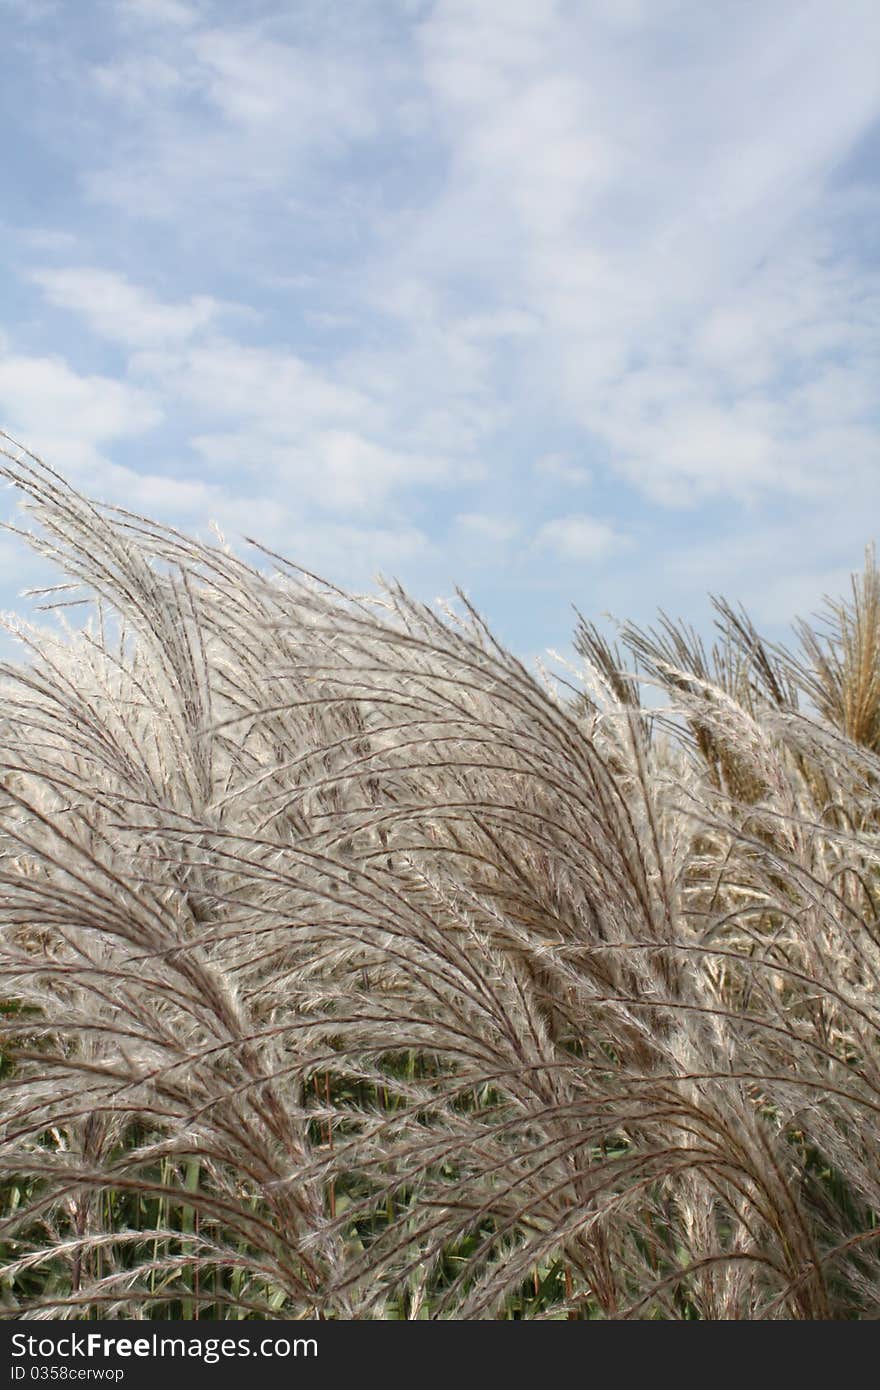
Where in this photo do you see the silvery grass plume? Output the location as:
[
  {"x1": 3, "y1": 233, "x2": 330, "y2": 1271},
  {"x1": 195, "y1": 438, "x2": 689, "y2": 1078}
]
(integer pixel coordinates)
[{"x1": 1, "y1": 433, "x2": 879, "y2": 1319}]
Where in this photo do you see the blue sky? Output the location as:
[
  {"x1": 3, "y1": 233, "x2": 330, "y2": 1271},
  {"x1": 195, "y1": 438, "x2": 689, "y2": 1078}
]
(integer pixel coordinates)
[{"x1": 1, "y1": 0, "x2": 878, "y2": 663}]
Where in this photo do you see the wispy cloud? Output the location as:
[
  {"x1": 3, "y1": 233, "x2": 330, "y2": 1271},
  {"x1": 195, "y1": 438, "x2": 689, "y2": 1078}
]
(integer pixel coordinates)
[
  {"x1": 30, "y1": 267, "x2": 221, "y2": 347},
  {"x1": 1, "y1": 0, "x2": 878, "y2": 654},
  {"x1": 115, "y1": 0, "x2": 199, "y2": 29},
  {"x1": 0, "y1": 351, "x2": 160, "y2": 462},
  {"x1": 535, "y1": 454, "x2": 591, "y2": 488},
  {"x1": 535, "y1": 515, "x2": 628, "y2": 564}
]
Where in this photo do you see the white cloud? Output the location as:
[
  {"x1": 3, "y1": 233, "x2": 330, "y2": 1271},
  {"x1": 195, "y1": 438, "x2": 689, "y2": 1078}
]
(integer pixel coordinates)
[
  {"x1": 30, "y1": 268, "x2": 220, "y2": 348},
  {"x1": 189, "y1": 29, "x2": 376, "y2": 141},
  {"x1": 132, "y1": 339, "x2": 373, "y2": 429},
  {"x1": 588, "y1": 240, "x2": 880, "y2": 506},
  {"x1": 275, "y1": 520, "x2": 435, "y2": 578},
  {"x1": 85, "y1": 19, "x2": 384, "y2": 220},
  {"x1": 456, "y1": 309, "x2": 540, "y2": 341},
  {"x1": 18, "y1": 228, "x2": 79, "y2": 254},
  {"x1": 535, "y1": 454, "x2": 591, "y2": 487},
  {"x1": 17, "y1": 266, "x2": 464, "y2": 519},
  {"x1": 455, "y1": 512, "x2": 520, "y2": 543},
  {"x1": 0, "y1": 353, "x2": 160, "y2": 468},
  {"x1": 131, "y1": 334, "x2": 463, "y2": 512},
  {"x1": 115, "y1": 0, "x2": 198, "y2": 28},
  {"x1": 94, "y1": 465, "x2": 219, "y2": 519},
  {"x1": 534, "y1": 515, "x2": 627, "y2": 564},
  {"x1": 65, "y1": 0, "x2": 880, "y2": 522},
  {"x1": 91, "y1": 54, "x2": 188, "y2": 107},
  {"x1": 193, "y1": 428, "x2": 450, "y2": 515},
  {"x1": 387, "y1": 0, "x2": 880, "y2": 510},
  {"x1": 2, "y1": 0, "x2": 879, "y2": 650}
]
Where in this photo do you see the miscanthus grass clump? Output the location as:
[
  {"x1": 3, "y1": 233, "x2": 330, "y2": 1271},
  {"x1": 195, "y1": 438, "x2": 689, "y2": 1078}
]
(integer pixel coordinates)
[{"x1": 1, "y1": 433, "x2": 879, "y2": 1320}]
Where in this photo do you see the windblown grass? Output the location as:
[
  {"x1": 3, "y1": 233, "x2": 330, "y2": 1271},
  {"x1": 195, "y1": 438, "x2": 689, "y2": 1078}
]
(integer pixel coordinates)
[{"x1": 1, "y1": 432, "x2": 879, "y2": 1319}]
